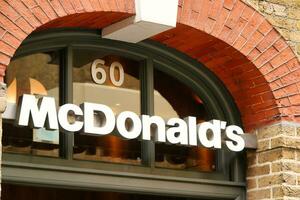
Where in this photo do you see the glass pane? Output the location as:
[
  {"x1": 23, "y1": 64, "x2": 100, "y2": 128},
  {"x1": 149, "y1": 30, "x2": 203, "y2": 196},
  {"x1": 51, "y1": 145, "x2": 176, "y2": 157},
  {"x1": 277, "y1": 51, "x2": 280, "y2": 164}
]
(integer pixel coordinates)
[
  {"x1": 154, "y1": 68, "x2": 216, "y2": 172},
  {"x1": 3, "y1": 52, "x2": 60, "y2": 157},
  {"x1": 73, "y1": 49, "x2": 141, "y2": 165}
]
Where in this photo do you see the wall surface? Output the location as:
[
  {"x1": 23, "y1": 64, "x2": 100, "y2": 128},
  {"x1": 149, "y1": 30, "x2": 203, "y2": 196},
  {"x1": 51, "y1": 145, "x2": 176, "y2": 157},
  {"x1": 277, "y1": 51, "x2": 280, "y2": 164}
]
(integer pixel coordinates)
[
  {"x1": 248, "y1": 122, "x2": 300, "y2": 199},
  {"x1": 0, "y1": 0, "x2": 299, "y2": 200},
  {"x1": 241, "y1": 1, "x2": 300, "y2": 199},
  {"x1": 244, "y1": 0, "x2": 300, "y2": 58}
]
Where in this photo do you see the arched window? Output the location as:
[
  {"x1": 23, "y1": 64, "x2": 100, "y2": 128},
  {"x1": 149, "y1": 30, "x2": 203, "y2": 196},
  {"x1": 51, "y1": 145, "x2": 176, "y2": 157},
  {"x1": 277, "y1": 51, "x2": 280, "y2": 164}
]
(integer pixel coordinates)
[{"x1": 2, "y1": 30, "x2": 245, "y2": 198}]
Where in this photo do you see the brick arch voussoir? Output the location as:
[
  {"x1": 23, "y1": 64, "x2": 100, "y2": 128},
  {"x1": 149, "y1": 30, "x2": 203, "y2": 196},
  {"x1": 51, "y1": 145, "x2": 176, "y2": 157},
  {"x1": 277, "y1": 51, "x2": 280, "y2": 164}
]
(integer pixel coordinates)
[
  {"x1": 0, "y1": 0, "x2": 135, "y2": 80},
  {"x1": 175, "y1": 0, "x2": 300, "y2": 129},
  {"x1": 0, "y1": 0, "x2": 300, "y2": 130}
]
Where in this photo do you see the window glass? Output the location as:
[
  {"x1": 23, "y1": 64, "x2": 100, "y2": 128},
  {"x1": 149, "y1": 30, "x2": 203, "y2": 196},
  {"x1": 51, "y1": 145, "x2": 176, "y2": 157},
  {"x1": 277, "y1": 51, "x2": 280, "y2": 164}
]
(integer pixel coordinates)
[
  {"x1": 3, "y1": 52, "x2": 60, "y2": 157},
  {"x1": 154, "y1": 68, "x2": 216, "y2": 172},
  {"x1": 72, "y1": 49, "x2": 141, "y2": 165}
]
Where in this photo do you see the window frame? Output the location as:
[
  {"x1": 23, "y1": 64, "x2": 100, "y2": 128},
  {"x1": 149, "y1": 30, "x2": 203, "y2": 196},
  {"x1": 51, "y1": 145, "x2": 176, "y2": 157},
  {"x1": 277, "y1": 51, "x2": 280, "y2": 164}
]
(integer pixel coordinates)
[{"x1": 2, "y1": 29, "x2": 246, "y2": 199}]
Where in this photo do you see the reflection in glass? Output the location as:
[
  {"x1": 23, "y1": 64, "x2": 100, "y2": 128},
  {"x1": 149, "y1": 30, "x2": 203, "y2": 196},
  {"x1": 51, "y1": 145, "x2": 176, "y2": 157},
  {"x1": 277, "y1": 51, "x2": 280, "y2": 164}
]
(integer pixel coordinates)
[
  {"x1": 154, "y1": 68, "x2": 216, "y2": 172},
  {"x1": 3, "y1": 52, "x2": 60, "y2": 157},
  {"x1": 72, "y1": 49, "x2": 141, "y2": 165}
]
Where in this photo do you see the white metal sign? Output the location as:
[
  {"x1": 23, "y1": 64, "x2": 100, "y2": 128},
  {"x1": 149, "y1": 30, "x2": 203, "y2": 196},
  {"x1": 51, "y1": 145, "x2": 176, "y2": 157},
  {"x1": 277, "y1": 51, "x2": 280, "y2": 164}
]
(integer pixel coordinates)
[{"x1": 15, "y1": 94, "x2": 246, "y2": 152}]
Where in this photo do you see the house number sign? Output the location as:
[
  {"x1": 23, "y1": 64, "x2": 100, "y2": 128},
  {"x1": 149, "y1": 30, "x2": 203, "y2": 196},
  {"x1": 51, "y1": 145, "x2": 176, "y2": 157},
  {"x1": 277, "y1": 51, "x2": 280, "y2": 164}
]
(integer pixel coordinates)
[{"x1": 91, "y1": 59, "x2": 124, "y2": 86}]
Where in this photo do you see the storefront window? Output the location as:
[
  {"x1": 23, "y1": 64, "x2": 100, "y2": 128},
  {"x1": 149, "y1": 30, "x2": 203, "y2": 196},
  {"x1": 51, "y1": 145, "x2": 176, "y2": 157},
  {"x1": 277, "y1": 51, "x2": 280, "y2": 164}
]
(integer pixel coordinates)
[
  {"x1": 2, "y1": 48, "x2": 219, "y2": 170},
  {"x1": 1, "y1": 30, "x2": 246, "y2": 200},
  {"x1": 2, "y1": 47, "x2": 220, "y2": 171},
  {"x1": 72, "y1": 49, "x2": 141, "y2": 165},
  {"x1": 3, "y1": 51, "x2": 60, "y2": 157},
  {"x1": 154, "y1": 68, "x2": 215, "y2": 172},
  {"x1": 2, "y1": 30, "x2": 244, "y2": 186}
]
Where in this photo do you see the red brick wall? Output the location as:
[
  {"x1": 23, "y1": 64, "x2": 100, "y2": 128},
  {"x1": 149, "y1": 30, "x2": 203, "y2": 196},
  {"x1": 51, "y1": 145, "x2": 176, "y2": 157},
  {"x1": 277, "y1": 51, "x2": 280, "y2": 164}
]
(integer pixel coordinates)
[
  {"x1": 0, "y1": 0, "x2": 299, "y2": 131},
  {"x1": 0, "y1": 0, "x2": 134, "y2": 67},
  {"x1": 153, "y1": 0, "x2": 300, "y2": 131}
]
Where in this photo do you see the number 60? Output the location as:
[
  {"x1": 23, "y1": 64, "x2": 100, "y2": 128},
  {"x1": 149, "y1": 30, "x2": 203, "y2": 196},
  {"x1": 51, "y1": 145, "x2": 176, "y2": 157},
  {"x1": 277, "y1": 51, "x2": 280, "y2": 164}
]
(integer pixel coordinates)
[{"x1": 91, "y1": 59, "x2": 124, "y2": 87}]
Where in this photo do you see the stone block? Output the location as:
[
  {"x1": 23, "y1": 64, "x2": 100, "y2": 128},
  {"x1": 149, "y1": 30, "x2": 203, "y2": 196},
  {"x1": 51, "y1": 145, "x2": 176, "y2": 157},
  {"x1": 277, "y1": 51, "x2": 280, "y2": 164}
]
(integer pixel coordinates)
[
  {"x1": 258, "y1": 148, "x2": 295, "y2": 163},
  {"x1": 258, "y1": 173, "x2": 296, "y2": 188},
  {"x1": 247, "y1": 178, "x2": 257, "y2": 189},
  {"x1": 271, "y1": 136, "x2": 300, "y2": 149},
  {"x1": 282, "y1": 185, "x2": 300, "y2": 197},
  {"x1": 257, "y1": 123, "x2": 296, "y2": 140},
  {"x1": 258, "y1": 174, "x2": 283, "y2": 187},
  {"x1": 258, "y1": 139, "x2": 271, "y2": 151},
  {"x1": 272, "y1": 162, "x2": 282, "y2": 173},
  {"x1": 272, "y1": 3, "x2": 287, "y2": 16},
  {"x1": 247, "y1": 188, "x2": 271, "y2": 200},
  {"x1": 247, "y1": 164, "x2": 270, "y2": 177},
  {"x1": 272, "y1": 186, "x2": 284, "y2": 198},
  {"x1": 247, "y1": 150, "x2": 258, "y2": 166}
]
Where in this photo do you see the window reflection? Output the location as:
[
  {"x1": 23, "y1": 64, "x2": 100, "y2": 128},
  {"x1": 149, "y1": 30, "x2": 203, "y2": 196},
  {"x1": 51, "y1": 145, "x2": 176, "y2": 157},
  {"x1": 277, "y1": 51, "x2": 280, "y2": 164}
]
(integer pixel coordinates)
[
  {"x1": 72, "y1": 49, "x2": 141, "y2": 165},
  {"x1": 154, "y1": 68, "x2": 216, "y2": 172},
  {"x1": 3, "y1": 48, "x2": 218, "y2": 172},
  {"x1": 3, "y1": 52, "x2": 60, "y2": 157}
]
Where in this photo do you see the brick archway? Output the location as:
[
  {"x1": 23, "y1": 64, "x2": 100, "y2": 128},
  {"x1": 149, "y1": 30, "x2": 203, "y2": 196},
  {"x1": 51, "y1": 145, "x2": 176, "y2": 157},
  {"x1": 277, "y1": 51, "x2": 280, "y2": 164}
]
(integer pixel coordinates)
[
  {"x1": 152, "y1": 0, "x2": 300, "y2": 131},
  {"x1": 0, "y1": 0, "x2": 299, "y2": 131}
]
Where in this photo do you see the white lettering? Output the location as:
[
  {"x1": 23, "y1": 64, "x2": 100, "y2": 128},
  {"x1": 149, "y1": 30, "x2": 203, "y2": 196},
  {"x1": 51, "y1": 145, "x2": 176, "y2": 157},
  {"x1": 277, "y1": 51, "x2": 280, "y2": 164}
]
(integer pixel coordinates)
[
  {"x1": 15, "y1": 94, "x2": 246, "y2": 152},
  {"x1": 116, "y1": 111, "x2": 142, "y2": 139},
  {"x1": 17, "y1": 94, "x2": 58, "y2": 130},
  {"x1": 58, "y1": 104, "x2": 83, "y2": 132},
  {"x1": 225, "y1": 125, "x2": 245, "y2": 152},
  {"x1": 91, "y1": 59, "x2": 106, "y2": 84},
  {"x1": 91, "y1": 59, "x2": 125, "y2": 87},
  {"x1": 166, "y1": 118, "x2": 188, "y2": 145},
  {"x1": 198, "y1": 120, "x2": 226, "y2": 149},
  {"x1": 82, "y1": 102, "x2": 115, "y2": 135},
  {"x1": 185, "y1": 116, "x2": 197, "y2": 146},
  {"x1": 110, "y1": 61, "x2": 124, "y2": 86},
  {"x1": 142, "y1": 115, "x2": 166, "y2": 142}
]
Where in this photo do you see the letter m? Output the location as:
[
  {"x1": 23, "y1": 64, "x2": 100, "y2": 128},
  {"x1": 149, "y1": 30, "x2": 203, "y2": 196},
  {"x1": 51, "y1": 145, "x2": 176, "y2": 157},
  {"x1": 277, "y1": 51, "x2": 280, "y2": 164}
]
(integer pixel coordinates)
[{"x1": 16, "y1": 94, "x2": 58, "y2": 130}]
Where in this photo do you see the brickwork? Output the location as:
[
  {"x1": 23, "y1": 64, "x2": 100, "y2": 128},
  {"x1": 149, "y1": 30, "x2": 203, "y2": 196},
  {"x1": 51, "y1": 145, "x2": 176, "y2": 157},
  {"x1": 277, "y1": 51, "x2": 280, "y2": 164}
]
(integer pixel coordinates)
[
  {"x1": 0, "y1": 0, "x2": 297, "y2": 131},
  {"x1": 232, "y1": 1, "x2": 300, "y2": 199},
  {"x1": 0, "y1": 0, "x2": 135, "y2": 79},
  {"x1": 0, "y1": 1, "x2": 298, "y2": 200},
  {"x1": 154, "y1": 0, "x2": 300, "y2": 131},
  {"x1": 247, "y1": 122, "x2": 300, "y2": 199},
  {"x1": 244, "y1": 0, "x2": 300, "y2": 58}
]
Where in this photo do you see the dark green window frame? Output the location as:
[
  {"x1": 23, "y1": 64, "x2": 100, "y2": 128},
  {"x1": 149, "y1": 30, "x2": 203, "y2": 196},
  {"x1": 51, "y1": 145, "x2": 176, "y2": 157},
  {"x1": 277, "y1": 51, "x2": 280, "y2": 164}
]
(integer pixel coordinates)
[{"x1": 2, "y1": 29, "x2": 246, "y2": 200}]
